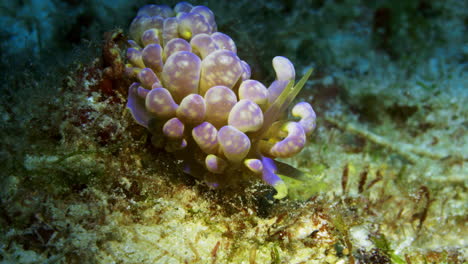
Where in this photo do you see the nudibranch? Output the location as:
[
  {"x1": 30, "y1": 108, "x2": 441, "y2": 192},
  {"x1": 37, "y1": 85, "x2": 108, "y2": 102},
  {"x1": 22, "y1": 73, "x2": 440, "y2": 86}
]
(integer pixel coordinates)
[{"x1": 125, "y1": 2, "x2": 316, "y2": 199}]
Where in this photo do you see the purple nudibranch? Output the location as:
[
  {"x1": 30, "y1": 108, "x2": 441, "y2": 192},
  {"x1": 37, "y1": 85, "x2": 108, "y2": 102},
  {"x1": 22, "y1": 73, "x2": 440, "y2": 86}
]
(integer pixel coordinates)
[{"x1": 125, "y1": 2, "x2": 316, "y2": 199}]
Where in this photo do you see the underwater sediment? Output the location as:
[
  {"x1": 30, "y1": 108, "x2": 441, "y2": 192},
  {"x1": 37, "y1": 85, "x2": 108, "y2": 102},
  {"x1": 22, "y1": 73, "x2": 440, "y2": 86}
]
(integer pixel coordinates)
[{"x1": 0, "y1": 1, "x2": 466, "y2": 263}]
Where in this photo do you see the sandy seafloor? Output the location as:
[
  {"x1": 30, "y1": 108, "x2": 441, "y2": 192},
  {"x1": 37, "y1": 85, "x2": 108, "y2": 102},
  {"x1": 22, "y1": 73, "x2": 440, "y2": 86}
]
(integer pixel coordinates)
[{"x1": 0, "y1": 0, "x2": 466, "y2": 263}]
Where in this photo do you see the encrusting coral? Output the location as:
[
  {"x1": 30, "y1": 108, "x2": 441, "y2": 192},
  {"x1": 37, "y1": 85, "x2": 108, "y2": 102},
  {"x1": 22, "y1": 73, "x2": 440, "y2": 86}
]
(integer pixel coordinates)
[{"x1": 125, "y1": 2, "x2": 316, "y2": 199}]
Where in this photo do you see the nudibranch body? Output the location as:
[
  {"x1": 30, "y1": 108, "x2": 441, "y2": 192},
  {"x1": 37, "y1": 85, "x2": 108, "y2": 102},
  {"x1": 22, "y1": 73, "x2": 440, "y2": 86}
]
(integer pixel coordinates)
[{"x1": 126, "y1": 2, "x2": 316, "y2": 199}]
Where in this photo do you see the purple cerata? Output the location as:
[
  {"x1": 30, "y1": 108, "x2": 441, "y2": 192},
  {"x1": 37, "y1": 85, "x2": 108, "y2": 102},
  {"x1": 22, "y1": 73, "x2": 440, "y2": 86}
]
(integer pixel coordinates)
[{"x1": 125, "y1": 2, "x2": 317, "y2": 199}]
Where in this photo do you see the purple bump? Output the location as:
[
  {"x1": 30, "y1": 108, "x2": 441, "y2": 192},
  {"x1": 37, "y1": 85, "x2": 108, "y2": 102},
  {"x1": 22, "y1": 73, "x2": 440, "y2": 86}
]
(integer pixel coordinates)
[
  {"x1": 199, "y1": 50, "x2": 243, "y2": 95},
  {"x1": 238, "y1": 80, "x2": 268, "y2": 106},
  {"x1": 163, "y1": 117, "x2": 185, "y2": 139},
  {"x1": 162, "y1": 51, "x2": 201, "y2": 102},
  {"x1": 260, "y1": 156, "x2": 288, "y2": 199},
  {"x1": 127, "y1": 83, "x2": 151, "y2": 128},
  {"x1": 211, "y1": 32, "x2": 236, "y2": 53},
  {"x1": 217, "y1": 125, "x2": 251, "y2": 163},
  {"x1": 128, "y1": 40, "x2": 141, "y2": 50},
  {"x1": 191, "y1": 6, "x2": 217, "y2": 32},
  {"x1": 267, "y1": 122, "x2": 306, "y2": 158},
  {"x1": 260, "y1": 156, "x2": 280, "y2": 185},
  {"x1": 129, "y1": 15, "x2": 149, "y2": 43},
  {"x1": 190, "y1": 33, "x2": 219, "y2": 59},
  {"x1": 204, "y1": 85, "x2": 237, "y2": 128},
  {"x1": 142, "y1": 44, "x2": 164, "y2": 73},
  {"x1": 205, "y1": 154, "x2": 227, "y2": 174},
  {"x1": 272, "y1": 56, "x2": 295, "y2": 81},
  {"x1": 267, "y1": 56, "x2": 296, "y2": 104},
  {"x1": 176, "y1": 94, "x2": 206, "y2": 124},
  {"x1": 137, "y1": 68, "x2": 161, "y2": 89},
  {"x1": 228, "y1": 99, "x2": 264, "y2": 133},
  {"x1": 244, "y1": 159, "x2": 263, "y2": 174},
  {"x1": 129, "y1": 16, "x2": 164, "y2": 45},
  {"x1": 127, "y1": 48, "x2": 145, "y2": 68},
  {"x1": 141, "y1": 28, "x2": 161, "y2": 47},
  {"x1": 174, "y1": 2, "x2": 193, "y2": 13},
  {"x1": 162, "y1": 17, "x2": 179, "y2": 47},
  {"x1": 177, "y1": 12, "x2": 212, "y2": 40},
  {"x1": 145, "y1": 87, "x2": 178, "y2": 119},
  {"x1": 240, "y1": 60, "x2": 251, "y2": 80},
  {"x1": 292, "y1": 102, "x2": 316, "y2": 136},
  {"x1": 147, "y1": 16, "x2": 165, "y2": 31},
  {"x1": 163, "y1": 38, "x2": 191, "y2": 59},
  {"x1": 192, "y1": 122, "x2": 218, "y2": 154}
]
